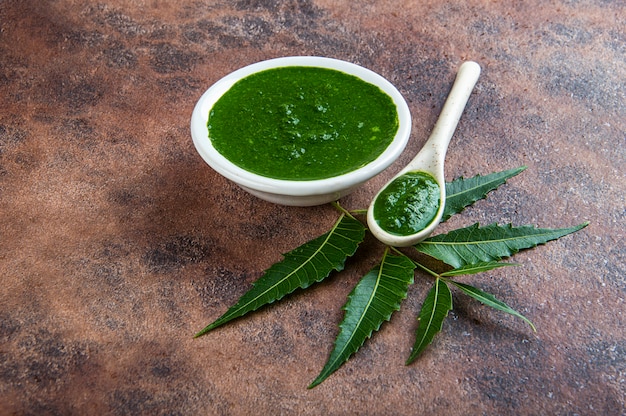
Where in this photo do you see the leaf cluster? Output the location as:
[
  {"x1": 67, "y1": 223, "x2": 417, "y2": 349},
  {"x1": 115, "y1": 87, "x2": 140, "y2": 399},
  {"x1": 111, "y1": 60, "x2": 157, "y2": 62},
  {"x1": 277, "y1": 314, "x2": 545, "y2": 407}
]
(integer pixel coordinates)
[{"x1": 195, "y1": 166, "x2": 588, "y2": 388}]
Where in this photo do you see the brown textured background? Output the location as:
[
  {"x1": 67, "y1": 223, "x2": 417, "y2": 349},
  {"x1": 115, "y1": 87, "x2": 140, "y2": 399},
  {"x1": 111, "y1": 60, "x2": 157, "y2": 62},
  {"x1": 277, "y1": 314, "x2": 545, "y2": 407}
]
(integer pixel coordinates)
[{"x1": 1, "y1": 0, "x2": 624, "y2": 414}]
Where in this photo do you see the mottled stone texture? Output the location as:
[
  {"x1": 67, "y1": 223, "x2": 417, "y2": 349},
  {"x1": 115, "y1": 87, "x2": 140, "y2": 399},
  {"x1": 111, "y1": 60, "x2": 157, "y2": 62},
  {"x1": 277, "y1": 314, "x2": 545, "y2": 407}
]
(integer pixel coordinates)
[{"x1": 0, "y1": 0, "x2": 624, "y2": 414}]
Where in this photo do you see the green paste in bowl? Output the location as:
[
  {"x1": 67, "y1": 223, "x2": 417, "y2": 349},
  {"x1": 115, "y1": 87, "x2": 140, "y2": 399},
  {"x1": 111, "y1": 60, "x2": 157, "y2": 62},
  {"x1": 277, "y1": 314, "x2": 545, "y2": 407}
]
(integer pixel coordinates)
[{"x1": 207, "y1": 66, "x2": 399, "y2": 181}]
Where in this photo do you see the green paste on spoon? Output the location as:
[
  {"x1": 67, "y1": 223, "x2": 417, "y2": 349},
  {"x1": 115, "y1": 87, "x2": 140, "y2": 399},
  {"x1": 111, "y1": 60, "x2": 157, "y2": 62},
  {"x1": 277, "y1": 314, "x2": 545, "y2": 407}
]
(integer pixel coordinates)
[{"x1": 373, "y1": 171, "x2": 441, "y2": 236}]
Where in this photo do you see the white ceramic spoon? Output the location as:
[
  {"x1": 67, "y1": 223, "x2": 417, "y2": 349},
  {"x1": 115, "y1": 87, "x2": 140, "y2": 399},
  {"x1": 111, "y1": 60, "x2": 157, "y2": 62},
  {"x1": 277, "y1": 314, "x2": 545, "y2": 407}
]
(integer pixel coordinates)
[{"x1": 366, "y1": 61, "x2": 481, "y2": 247}]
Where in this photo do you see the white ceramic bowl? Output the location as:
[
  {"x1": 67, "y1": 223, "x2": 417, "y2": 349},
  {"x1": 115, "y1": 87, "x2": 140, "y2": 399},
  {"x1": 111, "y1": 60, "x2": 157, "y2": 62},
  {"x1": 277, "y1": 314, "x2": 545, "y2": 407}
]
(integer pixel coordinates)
[{"x1": 190, "y1": 56, "x2": 411, "y2": 206}]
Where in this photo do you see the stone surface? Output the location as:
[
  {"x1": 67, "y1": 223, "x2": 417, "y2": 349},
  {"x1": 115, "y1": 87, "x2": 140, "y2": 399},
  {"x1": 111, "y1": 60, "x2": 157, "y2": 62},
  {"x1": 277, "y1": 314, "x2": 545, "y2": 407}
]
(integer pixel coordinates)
[{"x1": 0, "y1": 0, "x2": 624, "y2": 414}]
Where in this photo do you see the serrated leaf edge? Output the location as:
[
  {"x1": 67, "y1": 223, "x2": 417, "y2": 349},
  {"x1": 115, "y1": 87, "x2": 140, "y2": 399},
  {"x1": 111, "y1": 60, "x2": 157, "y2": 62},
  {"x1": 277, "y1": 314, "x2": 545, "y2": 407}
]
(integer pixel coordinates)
[
  {"x1": 442, "y1": 166, "x2": 526, "y2": 221},
  {"x1": 440, "y1": 261, "x2": 519, "y2": 276},
  {"x1": 406, "y1": 278, "x2": 453, "y2": 364},
  {"x1": 309, "y1": 250, "x2": 415, "y2": 388},
  {"x1": 195, "y1": 214, "x2": 365, "y2": 337},
  {"x1": 447, "y1": 279, "x2": 536, "y2": 331},
  {"x1": 415, "y1": 222, "x2": 589, "y2": 268}
]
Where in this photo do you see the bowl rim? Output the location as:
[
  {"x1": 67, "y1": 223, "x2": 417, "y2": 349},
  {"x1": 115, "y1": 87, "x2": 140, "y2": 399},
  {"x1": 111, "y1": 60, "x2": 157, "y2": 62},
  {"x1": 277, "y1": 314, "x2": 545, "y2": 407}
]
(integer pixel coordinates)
[{"x1": 190, "y1": 56, "x2": 411, "y2": 196}]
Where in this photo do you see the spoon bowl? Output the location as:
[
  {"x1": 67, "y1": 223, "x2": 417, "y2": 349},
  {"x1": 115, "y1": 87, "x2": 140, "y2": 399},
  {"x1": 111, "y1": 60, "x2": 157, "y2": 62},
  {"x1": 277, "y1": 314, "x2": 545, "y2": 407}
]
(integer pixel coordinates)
[{"x1": 367, "y1": 61, "x2": 481, "y2": 247}]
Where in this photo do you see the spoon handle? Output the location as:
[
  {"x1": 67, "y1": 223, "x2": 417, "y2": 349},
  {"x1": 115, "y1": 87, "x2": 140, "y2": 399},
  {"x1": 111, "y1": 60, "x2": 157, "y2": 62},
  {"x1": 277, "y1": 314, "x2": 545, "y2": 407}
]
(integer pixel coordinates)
[
  {"x1": 406, "y1": 61, "x2": 481, "y2": 176},
  {"x1": 428, "y1": 61, "x2": 481, "y2": 153}
]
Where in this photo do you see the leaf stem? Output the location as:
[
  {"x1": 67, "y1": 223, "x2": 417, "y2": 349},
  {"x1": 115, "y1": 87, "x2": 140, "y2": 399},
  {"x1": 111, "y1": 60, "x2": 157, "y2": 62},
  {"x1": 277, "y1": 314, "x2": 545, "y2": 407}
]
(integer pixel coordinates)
[
  {"x1": 389, "y1": 246, "x2": 440, "y2": 278},
  {"x1": 331, "y1": 201, "x2": 358, "y2": 221},
  {"x1": 332, "y1": 202, "x2": 371, "y2": 224},
  {"x1": 412, "y1": 261, "x2": 441, "y2": 278}
]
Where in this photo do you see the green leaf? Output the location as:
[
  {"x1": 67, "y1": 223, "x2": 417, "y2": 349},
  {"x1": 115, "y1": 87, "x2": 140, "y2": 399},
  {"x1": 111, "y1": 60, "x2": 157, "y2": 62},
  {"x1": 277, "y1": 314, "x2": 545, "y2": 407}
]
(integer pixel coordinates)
[
  {"x1": 406, "y1": 278, "x2": 453, "y2": 364},
  {"x1": 195, "y1": 214, "x2": 366, "y2": 337},
  {"x1": 440, "y1": 261, "x2": 519, "y2": 276},
  {"x1": 447, "y1": 280, "x2": 536, "y2": 331},
  {"x1": 443, "y1": 166, "x2": 526, "y2": 221},
  {"x1": 309, "y1": 250, "x2": 415, "y2": 388},
  {"x1": 414, "y1": 222, "x2": 589, "y2": 268}
]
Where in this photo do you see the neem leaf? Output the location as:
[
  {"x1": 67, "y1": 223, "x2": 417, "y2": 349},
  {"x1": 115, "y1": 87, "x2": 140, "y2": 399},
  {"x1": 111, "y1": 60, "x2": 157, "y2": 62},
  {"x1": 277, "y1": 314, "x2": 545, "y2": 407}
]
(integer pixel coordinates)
[
  {"x1": 406, "y1": 278, "x2": 452, "y2": 364},
  {"x1": 195, "y1": 214, "x2": 366, "y2": 337},
  {"x1": 443, "y1": 166, "x2": 526, "y2": 221},
  {"x1": 440, "y1": 261, "x2": 518, "y2": 276},
  {"x1": 309, "y1": 250, "x2": 415, "y2": 388},
  {"x1": 414, "y1": 222, "x2": 589, "y2": 268},
  {"x1": 446, "y1": 279, "x2": 536, "y2": 331}
]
